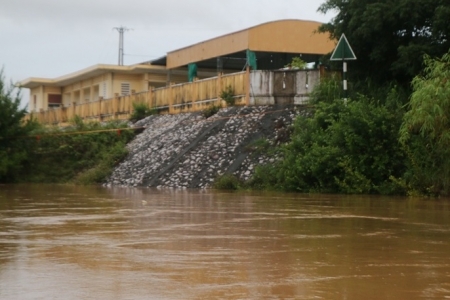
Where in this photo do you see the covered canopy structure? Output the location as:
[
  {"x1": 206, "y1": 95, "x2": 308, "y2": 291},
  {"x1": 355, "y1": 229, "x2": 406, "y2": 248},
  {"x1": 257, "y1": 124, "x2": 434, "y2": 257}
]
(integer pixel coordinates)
[
  {"x1": 19, "y1": 19, "x2": 335, "y2": 114},
  {"x1": 151, "y1": 19, "x2": 335, "y2": 72}
]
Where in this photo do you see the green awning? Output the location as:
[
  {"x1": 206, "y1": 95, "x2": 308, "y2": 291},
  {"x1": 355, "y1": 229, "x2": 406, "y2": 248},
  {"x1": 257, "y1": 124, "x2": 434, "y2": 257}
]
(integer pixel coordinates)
[
  {"x1": 188, "y1": 63, "x2": 198, "y2": 82},
  {"x1": 246, "y1": 49, "x2": 257, "y2": 70}
]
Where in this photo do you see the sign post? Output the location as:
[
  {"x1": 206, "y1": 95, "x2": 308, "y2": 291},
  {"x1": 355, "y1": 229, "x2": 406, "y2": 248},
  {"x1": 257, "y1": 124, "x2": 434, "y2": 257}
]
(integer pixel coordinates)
[{"x1": 330, "y1": 34, "x2": 356, "y2": 101}]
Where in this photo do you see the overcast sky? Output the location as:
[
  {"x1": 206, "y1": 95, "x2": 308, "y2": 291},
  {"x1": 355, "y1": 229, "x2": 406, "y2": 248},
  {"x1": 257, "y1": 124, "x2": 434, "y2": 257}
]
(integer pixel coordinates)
[{"x1": 1, "y1": 0, "x2": 336, "y2": 107}]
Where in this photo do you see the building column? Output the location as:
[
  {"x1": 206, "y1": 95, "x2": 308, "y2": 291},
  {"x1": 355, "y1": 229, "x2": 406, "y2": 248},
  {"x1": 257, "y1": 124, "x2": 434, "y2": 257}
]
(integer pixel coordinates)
[{"x1": 90, "y1": 86, "x2": 95, "y2": 103}]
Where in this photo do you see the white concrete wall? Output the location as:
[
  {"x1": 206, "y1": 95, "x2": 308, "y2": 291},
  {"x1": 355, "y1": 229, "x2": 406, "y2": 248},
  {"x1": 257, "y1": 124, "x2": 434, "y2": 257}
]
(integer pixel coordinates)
[
  {"x1": 250, "y1": 70, "x2": 320, "y2": 105},
  {"x1": 249, "y1": 70, "x2": 274, "y2": 105}
]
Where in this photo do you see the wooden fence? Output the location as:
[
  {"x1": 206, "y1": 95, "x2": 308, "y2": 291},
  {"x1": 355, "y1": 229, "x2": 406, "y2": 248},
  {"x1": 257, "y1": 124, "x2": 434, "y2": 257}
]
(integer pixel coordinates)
[
  {"x1": 24, "y1": 68, "x2": 327, "y2": 125},
  {"x1": 25, "y1": 70, "x2": 249, "y2": 125}
]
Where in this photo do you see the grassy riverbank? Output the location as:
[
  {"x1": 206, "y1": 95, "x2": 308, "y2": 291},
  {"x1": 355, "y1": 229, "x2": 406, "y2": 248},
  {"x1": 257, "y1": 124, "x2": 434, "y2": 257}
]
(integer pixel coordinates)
[{"x1": 5, "y1": 116, "x2": 135, "y2": 185}]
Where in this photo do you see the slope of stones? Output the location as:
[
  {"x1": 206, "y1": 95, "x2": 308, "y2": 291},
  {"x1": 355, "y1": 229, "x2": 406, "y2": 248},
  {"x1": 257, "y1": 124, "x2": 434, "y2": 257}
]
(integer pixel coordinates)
[{"x1": 104, "y1": 105, "x2": 306, "y2": 189}]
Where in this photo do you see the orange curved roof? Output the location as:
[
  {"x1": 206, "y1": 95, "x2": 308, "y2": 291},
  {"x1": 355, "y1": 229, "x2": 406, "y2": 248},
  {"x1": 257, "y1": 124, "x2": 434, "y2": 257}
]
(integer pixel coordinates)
[{"x1": 167, "y1": 19, "x2": 335, "y2": 69}]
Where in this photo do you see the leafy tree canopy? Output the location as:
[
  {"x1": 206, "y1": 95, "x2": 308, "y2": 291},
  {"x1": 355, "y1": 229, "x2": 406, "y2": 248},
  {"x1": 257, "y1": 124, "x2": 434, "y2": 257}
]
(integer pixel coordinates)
[
  {"x1": 400, "y1": 51, "x2": 450, "y2": 195},
  {"x1": 0, "y1": 69, "x2": 38, "y2": 182},
  {"x1": 318, "y1": 0, "x2": 450, "y2": 85}
]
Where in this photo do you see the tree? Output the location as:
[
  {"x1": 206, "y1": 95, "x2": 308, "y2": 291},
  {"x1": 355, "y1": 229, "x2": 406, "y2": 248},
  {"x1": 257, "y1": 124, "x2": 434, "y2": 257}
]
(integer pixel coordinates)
[
  {"x1": 251, "y1": 88, "x2": 406, "y2": 194},
  {"x1": 318, "y1": 0, "x2": 450, "y2": 86},
  {"x1": 400, "y1": 51, "x2": 450, "y2": 195},
  {"x1": 0, "y1": 69, "x2": 38, "y2": 182}
]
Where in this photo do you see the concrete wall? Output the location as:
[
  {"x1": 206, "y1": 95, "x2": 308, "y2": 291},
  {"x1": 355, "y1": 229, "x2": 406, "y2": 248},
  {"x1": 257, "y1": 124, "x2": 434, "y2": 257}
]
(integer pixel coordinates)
[
  {"x1": 294, "y1": 70, "x2": 320, "y2": 104},
  {"x1": 249, "y1": 71, "x2": 274, "y2": 105},
  {"x1": 250, "y1": 69, "x2": 320, "y2": 105}
]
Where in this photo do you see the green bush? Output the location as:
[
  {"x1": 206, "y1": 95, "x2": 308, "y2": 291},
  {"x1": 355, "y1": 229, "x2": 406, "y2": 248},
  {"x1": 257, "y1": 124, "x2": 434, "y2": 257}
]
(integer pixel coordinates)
[
  {"x1": 245, "y1": 138, "x2": 273, "y2": 156},
  {"x1": 213, "y1": 173, "x2": 243, "y2": 190},
  {"x1": 74, "y1": 142, "x2": 129, "y2": 185},
  {"x1": 23, "y1": 118, "x2": 135, "y2": 184},
  {"x1": 250, "y1": 92, "x2": 406, "y2": 194},
  {"x1": 130, "y1": 102, "x2": 157, "y2": 122},
  {"x1": 309, "y1": 73, "x2": 343, "y2": 105},
  {"x1": 286, "y1": 56, "x2": 307, "y2": 69},
  {"x1": 202, "y1": 105, "x2": 220, "y2": 118},
  {"x1": 220, "y1": 85, "x2": 235, "y2": 106}
]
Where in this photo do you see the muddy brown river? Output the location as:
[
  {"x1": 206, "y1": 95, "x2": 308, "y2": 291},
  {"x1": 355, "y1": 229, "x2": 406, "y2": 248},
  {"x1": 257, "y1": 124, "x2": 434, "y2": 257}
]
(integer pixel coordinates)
[{"x1": 1, "y1": 184, "x2": 450, "y2": 299}]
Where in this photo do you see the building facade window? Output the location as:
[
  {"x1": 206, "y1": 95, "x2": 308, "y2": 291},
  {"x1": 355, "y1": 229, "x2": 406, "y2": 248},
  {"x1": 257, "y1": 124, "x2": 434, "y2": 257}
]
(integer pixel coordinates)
[
  {"x1": 121, "y1": 82, "x2": 131, "y2": 96},
  {"x1": 48, "y1": 94, "x2": 62, "y2": 108},
  {"x1": 101, "y1": 81, "x2": 108, "y2": 99}
]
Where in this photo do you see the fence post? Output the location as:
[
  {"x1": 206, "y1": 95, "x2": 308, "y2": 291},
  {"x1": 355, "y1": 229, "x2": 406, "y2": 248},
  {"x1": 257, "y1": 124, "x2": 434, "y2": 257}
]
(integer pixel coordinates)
[
  {"x1": 58, "y1": 106, "x2": 62, "y2": 124},
  {"x1": 319, "y1": 65, "x2": 326, "y2": 80},
  {"x1": 61, "y1": 107, "x2": 66, "y2": 123},
  {"x1": 72, "y1": 102, "x2": 76, "y2": 121},
  {"x1": 109, "y1": 97, "x2": 115, "y2": 120},
  {"x1": 217, "y1": 72, "x2": 222, "y2": 107},
  {"x1": 81, "y1": 102, "x2": 86, "y2": 120},
  {"x1": 98, "y1": 98, "x2": 103, "y2": 122},
  {"x1": 125, "y1": 95, "x2": 133, "y2": 116},
  {"x1": 193, "y1": 82, "x2": 197, "y2": 112},
  {"x1": 145, "y1": 89, "x2": 148, "y2": 107},
  {"x1": 39, "y1": 109, "x2": 44, "y2": 125},
  {"x1": 245, "y1": 65, "x2": 250, "y2": 106},
  {"x1": 192, "y1": 82, "x2": 197, "y2": 111},
  {"x1": 169, "y1": 83, "x2": 173, "y2": 114},
  {"x1": 125, "y1": 95, "x2": 133, "y2": 118},
  {"x1": 148, "y1": 88, "x2": 153, "y2": 108}
]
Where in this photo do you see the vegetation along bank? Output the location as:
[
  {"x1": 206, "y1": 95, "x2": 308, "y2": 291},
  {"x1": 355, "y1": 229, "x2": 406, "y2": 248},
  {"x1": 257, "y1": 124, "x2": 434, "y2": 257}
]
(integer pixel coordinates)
[{"x1": 2, "y1": 0, "x2": 450, "y2": 196}]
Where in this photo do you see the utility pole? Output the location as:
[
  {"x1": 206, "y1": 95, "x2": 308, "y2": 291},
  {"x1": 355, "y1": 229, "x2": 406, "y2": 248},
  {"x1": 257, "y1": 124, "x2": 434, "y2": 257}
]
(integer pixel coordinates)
[{"x1": 113, "y1": 26, "x2": 130, "y2": 65}]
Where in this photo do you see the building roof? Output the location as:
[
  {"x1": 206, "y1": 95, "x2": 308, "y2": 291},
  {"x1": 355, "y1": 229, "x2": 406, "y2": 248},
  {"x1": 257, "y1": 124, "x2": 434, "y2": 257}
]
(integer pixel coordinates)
[
  {"x1": 19, "y1": 63, "x2": 167, "y2": 89},
  {"x1": 163, "y1": 19, "x2": 335, "y2": 69},
  {"x1": 19, "y1": 19, "x2": 335, "y2": 89}
]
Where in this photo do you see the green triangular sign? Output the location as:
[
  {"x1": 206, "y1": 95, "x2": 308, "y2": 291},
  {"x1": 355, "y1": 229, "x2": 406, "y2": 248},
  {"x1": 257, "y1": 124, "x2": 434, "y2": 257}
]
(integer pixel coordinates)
[{"x1": 330, "y1": 34, "x2": 357, "y2": 61}]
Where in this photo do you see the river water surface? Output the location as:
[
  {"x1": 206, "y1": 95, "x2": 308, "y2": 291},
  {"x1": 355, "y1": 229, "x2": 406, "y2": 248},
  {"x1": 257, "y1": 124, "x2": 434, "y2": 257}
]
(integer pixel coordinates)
[{"x1": 1, "y1": 184, "x2": 450, "y2": 299}]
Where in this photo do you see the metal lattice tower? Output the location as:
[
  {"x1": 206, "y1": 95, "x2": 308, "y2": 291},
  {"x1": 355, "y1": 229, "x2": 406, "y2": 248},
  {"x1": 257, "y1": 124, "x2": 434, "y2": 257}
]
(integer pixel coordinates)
[{"x1": 113, "y1": 26, "x2": 130, "y2": 65}]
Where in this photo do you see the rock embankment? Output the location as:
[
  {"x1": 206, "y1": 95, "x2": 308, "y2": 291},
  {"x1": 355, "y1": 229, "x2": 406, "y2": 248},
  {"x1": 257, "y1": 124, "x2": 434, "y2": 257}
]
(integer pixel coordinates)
[{"x1": 104, "y1": 105, "x2": 307, "y2": 189}]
